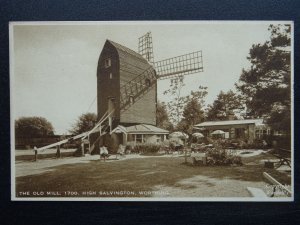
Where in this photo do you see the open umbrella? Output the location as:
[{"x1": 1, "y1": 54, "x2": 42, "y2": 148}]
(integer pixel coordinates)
[
  {"x1": 211, "y1": 130, "x2": 225, "y2": 135},
  {"x1": 192, "y1": 132, "x2": 204, "y2": 138},
  {"x1": 169, "y1": 131, "x2": 189, "y2": 139}
]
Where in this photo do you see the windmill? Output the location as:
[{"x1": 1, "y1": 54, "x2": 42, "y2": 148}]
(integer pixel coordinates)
[
  {"x1": 86, "y1": 31, "x2": 204, "y2": 152},
  {"x1": 95, "y1": 31, "x2": 203, "y2": 129},
  {"x1": 35, "y1": 32, "x2": 204, "y2": 155},
  {"x1": 116, "y1": 32, "x2": 204, "y2": 120}
]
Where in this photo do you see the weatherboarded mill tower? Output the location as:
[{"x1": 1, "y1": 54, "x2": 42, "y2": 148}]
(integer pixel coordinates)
[{"x1": 97, "y1": 40, "x2": 157, "y2": 128}]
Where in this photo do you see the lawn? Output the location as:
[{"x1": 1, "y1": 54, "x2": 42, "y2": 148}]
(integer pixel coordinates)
[{"x1": 15, "y1": 152, "x2": 291, "y2": 198}]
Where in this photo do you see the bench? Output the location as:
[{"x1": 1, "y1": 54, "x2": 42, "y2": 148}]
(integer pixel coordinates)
[
  {"x1": 190, "y1": 152, "x2": 207, "y2": 165},
  {"x1": 269, "y1": 148, "x2": 291, "y2": 168}
]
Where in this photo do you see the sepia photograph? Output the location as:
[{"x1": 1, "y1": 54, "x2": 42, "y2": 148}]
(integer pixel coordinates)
[{"x1": 10, "y1": 21, "x2": 293, "y2": 201}]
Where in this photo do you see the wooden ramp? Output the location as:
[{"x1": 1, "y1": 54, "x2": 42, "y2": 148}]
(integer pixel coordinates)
[{"x1": 36, "y1": 110, "x2": 114, "y2": 152}]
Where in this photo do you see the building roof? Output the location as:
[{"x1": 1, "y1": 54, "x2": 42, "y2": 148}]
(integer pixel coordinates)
[
  {"x1": 111, "y1": 124, "x2": 169, "y2": 134},
  {"x1": 194, "y1": 119, "x2": 264, "y2": 127},
  {"x1": 107, "y1": 40, "x2": 148, "y2": 64}
]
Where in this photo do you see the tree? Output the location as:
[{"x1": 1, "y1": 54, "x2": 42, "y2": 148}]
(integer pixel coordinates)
[
  {"x1": 177, "y1": 98, "x2": 205, "y2": 134},
  {"x1": 69, "y1": 113, "x2": 98, "y2": 135},
  {"x1": 206, "y1": 90, "x2": 245, "y2": 121},
  {"x1": 176, "y1": 88, "x2": 207, "y2": 134},
  {"x1": 163, "y1": 76, "x2": 186, "y2": 125},
  {"x1": 156, "y1": 101, "x2": 174, "y2": 131},
  {"x1": 163, "y1": 76, "x2": 208, "y2": 126},
  {"x1": 235, "y1": 24, "x2": 291, "y2": 132},
  {"x1": 15, "y1": 117, "x2": 54, "y2": 137}
]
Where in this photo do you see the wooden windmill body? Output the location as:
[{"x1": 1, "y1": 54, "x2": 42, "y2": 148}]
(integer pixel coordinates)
[
  {"x1": 97, "y1": 40, "x2": 157, "y2": 128},
  {"x1": 97, "y1": 32, "x2": 204, "y2": 132}
]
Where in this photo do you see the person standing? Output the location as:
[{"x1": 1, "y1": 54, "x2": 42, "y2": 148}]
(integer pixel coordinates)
[{"x1": 100, "y1": 145, "x2": 109, "y2": 162}]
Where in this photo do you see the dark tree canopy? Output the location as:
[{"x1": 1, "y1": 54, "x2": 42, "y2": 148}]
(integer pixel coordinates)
[
  {"x1": 156, "y1": 101, "x2": 174, "y2": 131},
  {"x1": 70, "y1": 112, "x2": 98, "y2": 135},
  {"x1": 176, "y1": 88, "x2": 207, "y2": 134},
  {"x1": 236, "y1": 24, "x2": 291, "y2": 132},
  {"x1": 177, "y1": 98, "x2": 205, "y2": 135},
  {"x1": 206, "y1": 90, "x2": 244, "y2": 121},
  {"x1": 15, "y1": 117, "x2": 54, "y2": 137}
]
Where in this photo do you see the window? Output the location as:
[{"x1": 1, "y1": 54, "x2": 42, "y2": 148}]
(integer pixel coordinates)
[
  {"x1": 135, "y1": 134, "x2": 143, "y2": 143},
  {"x1": 145, "y1": 78, "x2": 151, "y2": 87},
  {"x1": 104, "y1": 58, "x2": 111, "y2": 68},
  {"x1": 109, "y1": 72, "x2": 113, "y2": 79}
]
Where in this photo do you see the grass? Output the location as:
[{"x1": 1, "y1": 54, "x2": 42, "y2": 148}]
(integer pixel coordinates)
[{"x1": 15, "y1": 153, "x2": 291, "y2": 198}]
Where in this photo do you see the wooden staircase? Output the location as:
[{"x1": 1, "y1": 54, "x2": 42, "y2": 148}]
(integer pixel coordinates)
[{"x1": 119, "y1": 66, "x2": 157, "y2": 112}]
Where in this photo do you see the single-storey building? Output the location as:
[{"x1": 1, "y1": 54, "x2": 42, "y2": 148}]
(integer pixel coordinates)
[
  {"x1": 194, "y1": 119, "x2": 271, "y2": 143},
  {"x1": 111, "y1": 124, "x2": 169, "y2": 145}
]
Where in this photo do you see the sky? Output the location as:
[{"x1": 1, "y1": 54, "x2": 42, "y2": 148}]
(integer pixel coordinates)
[{"x1": 11, "y1": 21, "x2": 274, "y2": 134}]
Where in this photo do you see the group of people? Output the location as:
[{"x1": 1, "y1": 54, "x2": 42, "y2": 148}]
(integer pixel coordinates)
[{"x1": 99, "y1": 144, "x2": 125, "y2": 162}]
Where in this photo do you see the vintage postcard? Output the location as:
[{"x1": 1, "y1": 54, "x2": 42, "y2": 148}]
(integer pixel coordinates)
[{"x1": 10, "y1": 21, "x2": 294, "y2": 201}]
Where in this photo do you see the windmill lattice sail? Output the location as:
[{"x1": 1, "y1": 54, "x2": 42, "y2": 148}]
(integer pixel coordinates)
[
  {"x1": 138, "y1": 32, "x2": 154, "y2": 64},
  {"x1": 155, "y1": 51, "x2": 203, "y2": 80}
]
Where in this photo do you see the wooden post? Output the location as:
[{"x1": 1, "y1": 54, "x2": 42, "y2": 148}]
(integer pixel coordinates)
[
  {"x1": 184, "y1": 148, "x2": 187, "y2": 164},
  {"x1": 202, "y1": 156, "x2": 207, "y2": 165},
  {"x1": 81, "y1": 142, "x2": 84, "y2": 156},
  {"x1": 88, "y1": 134, "x2": 90, "y2": 153},
  {"x1": 56, "y1": 145, "x2": 61, "y2": 158},
  {"x1": 34, "y1": 149, "x2": 38, "y2": 162}
]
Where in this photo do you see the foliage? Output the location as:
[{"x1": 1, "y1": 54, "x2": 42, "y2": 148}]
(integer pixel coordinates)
[
  {"x1": 206, "y1": 141, "x2": 242, "y2": 166},
  {"x1": 163, "y1": 75, "x2": 207, "y2": 132},
  {"x1": 126, "y1": 142, "x2": 161, "y2": 154},
  {"x1": 15, "y1": 116, "x2": 54, "y2": 137},
  {"x1": 206, "y1": 90, "x2": 245, "y2": 121},
  {"x1": 235, "y1": 24, "x2": 291, "y2": 133},
  {"x1": 217, "y1": 138, "x2": 270, "y2": 150},
  {"x1": 264, "y1": 135, "x2": 291, "y2": 150},
  {"x1": 163, "y1": 76, "x2": 186, "y2": 125},
  {"x1": 69, "y1": 112, "x2": 98, "y2": 135},
  {"x1": 169, "y1": 137, "x2": 184, "y2": 150},
  {"x1": 156, "y1": 101, "x2": 174, "y2": 131},
  {"x1": 177, "y1": 92, "x2": 207, "y2": 134}
]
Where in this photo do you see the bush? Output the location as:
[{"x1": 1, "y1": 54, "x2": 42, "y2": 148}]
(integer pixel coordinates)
[
  {"x1": 202, "y1": 136, "x2": 213, "y2": 145},
  {"x1": 206, "y1": 141, "x2": 242, "y2": 166},
  {"x1": 169, "y1": 138, "x2": 183, "y2": 151},
  {"x1": 264, "y1": 135, "x2": 291, "y2": 150},
  {"x1": 125, "y1": 142, "x2": 161, "y2": 154}
]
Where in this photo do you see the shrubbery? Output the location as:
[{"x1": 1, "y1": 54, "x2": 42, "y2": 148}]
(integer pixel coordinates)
[
  {"x1": 218, "y1": 139, "x2": 270, "y2": 149},
  {"x1": 205, "y1": 141, "x2": 242, "y2": 166},
  {"x1": 264, "y1": 135, "x2": 291, "y2": 150},
  {"x1": 169, "y1": 138, "x2": 184, "y2": 151},
  {"x1": 125, "y1": 142, "x2": 161, "y2": 154}
]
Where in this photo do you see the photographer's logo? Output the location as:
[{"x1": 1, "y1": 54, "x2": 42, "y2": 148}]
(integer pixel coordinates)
[{"x1": 265, "y1": 184, "x2": 291, "y2": 197}]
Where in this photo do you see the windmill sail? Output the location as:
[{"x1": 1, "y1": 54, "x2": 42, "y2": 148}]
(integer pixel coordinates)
[
  {"x1": 155, "y1": 51, "x2": 203, "y2": 80},
  {"x1": 138, "y1": 32, "x2": 154, "y2": 64}
]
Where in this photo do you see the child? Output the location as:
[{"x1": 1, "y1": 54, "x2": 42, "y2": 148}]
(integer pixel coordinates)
[{"x1": 100, "y1": 145, "x2": 109, "y2": 162}]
